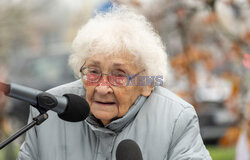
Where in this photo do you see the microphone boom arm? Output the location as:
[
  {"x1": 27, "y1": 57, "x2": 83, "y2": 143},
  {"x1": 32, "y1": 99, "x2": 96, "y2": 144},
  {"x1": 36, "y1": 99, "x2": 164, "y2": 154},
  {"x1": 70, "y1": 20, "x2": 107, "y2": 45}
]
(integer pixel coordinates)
[{"x1": 0, "y1": 112, "x2": 48, "y2": 150}]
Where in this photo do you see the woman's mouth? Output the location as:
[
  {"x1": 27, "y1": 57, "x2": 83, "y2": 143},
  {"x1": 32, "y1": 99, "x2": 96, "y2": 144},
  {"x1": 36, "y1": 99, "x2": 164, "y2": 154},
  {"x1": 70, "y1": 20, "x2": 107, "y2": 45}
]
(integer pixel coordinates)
[{"x1": 94, "y1": 101, "x2": 116, "y2": 105}]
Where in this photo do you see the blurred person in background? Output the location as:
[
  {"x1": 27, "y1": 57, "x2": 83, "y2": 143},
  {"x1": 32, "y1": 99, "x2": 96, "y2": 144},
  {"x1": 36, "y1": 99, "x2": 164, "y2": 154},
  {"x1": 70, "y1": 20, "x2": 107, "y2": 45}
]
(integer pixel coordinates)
[
  {"x1": 17, "y1": 6, "x2": 211, "y2": 160},
  {"x1": 219, "y1": 97, "x2": 250, "y2": 160},
  {"x1": 0, "y1": 65, "x2": 16, "y2": 160},
  {"x1": 235, "y1": 101, "x2": 250, "y2": 160},
  {"x1": 0, "y1": 65, "x2": 8, "y2": 139}
]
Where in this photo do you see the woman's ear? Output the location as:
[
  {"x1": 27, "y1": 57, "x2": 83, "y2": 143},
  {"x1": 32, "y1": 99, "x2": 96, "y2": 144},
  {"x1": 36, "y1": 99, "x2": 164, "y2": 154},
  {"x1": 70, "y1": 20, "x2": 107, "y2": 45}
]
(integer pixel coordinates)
[{"x1": 141, "y1": 85, "x2": 153, "y2": 97}]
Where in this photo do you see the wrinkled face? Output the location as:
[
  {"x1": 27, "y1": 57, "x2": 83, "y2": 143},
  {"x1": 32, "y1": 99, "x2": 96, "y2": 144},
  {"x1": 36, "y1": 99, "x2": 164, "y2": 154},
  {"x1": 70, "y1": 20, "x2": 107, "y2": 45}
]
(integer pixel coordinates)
[{"x1": 81, "y1": 53, "x2": 152, "y2": 125}]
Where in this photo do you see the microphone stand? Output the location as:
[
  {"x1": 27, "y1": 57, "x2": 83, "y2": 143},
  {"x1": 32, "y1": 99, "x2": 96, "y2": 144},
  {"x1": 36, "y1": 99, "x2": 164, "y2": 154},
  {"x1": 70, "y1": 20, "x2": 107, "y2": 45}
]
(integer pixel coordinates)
[{"x1": 0, "y1": 111, "x2": 48, "y2": 150}]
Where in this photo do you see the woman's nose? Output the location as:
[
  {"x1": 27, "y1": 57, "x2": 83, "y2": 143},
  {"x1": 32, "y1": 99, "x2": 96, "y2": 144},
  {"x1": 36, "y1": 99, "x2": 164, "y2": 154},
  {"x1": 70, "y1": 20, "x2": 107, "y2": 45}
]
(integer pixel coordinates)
[{"x1": 95, "y1": 75, "x2": 113, "y2": 95}]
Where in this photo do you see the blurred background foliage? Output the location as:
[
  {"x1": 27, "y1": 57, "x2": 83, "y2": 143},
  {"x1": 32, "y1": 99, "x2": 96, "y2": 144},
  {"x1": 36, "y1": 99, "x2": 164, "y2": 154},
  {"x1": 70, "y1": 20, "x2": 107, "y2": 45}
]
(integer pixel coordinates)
[{"x1": 0, "y1": 0, "x2": 249, "y2": 159}]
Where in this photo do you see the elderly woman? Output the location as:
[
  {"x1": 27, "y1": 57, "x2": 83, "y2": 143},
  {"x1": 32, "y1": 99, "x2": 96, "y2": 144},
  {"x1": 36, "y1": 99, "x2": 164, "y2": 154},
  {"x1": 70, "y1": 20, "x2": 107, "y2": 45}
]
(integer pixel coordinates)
[{"x1": 17, "y1": 7, "x2": 211, "y2": 160}]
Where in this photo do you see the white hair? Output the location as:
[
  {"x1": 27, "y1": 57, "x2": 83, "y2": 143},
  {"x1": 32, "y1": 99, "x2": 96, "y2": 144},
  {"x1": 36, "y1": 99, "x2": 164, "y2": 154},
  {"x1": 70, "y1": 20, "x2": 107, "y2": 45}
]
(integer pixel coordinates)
[{"x1": 69, "y1": 6, "x2": 168, "y2": 85}]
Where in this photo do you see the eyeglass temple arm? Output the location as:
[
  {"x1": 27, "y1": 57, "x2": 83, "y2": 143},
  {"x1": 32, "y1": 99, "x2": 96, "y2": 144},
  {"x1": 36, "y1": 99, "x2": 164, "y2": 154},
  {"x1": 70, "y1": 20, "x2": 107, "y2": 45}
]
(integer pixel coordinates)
[{"x1": 128, "y1": 69, "x2": 146, "y2": 80}]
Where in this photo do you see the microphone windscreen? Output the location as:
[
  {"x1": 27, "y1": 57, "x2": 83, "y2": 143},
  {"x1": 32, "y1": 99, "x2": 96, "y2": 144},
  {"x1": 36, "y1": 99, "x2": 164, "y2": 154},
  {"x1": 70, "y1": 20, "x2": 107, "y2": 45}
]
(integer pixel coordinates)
[
  {"x1": 0, "y1": 82, "x2": 10, "y2": 95},
  {"x1": 58, "y1": 94, "x2": 90, "y2": 122},
  {"x1": 116, "y1": 139, "x2": 143, "y2": 160}
]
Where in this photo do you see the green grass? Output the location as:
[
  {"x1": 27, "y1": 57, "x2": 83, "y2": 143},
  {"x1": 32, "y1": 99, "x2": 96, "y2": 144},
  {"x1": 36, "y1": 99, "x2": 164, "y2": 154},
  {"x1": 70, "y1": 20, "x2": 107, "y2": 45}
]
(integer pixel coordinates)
[
  {"x1": 0, "y1": 144, "x2": 19, "y2": 160},
  {"x1": 207, "y1": 145, "x2": 235, "y2": 160}
]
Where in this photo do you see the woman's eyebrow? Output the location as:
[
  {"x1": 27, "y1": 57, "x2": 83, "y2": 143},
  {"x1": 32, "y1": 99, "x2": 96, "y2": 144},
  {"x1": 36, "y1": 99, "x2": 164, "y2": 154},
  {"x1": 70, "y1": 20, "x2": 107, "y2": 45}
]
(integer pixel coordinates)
[{"x1": 112, "y1": 63, "x2": 125, "y2": 67}]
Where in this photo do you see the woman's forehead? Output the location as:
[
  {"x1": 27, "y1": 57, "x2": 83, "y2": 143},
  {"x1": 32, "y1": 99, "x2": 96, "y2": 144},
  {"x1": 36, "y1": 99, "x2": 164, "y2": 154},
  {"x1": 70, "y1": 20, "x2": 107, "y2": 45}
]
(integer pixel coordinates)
[{"x1": 85, "y1": 53, "x2": 136, "y2": 66}]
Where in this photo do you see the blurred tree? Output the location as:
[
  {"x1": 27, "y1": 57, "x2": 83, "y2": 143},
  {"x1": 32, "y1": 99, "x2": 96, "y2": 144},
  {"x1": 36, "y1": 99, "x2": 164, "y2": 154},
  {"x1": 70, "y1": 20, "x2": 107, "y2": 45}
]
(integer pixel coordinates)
[
  {"x1": 0, "y1": 0, "x2": 98, "y2": 63},
  {"x1": 0, "y1": 1, "x2": 32, "y2": 62}
]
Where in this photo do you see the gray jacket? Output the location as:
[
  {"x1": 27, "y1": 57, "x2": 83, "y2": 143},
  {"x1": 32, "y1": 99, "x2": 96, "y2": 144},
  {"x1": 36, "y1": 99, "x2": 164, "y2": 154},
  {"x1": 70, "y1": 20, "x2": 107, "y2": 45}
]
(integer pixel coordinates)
[{"x1": 17, "y1": 80, "x2": 211, "y2": 160}]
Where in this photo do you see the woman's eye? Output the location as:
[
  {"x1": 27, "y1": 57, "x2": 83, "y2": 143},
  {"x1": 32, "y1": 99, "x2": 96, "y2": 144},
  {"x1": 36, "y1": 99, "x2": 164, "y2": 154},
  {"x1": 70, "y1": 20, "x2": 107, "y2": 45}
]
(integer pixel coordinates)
[
  {"x1": 112, "y1": 70, "x2": 126, "y2": 77},
  {"x1": 88, "y1": 68, "x2": 100, "y2": 74}
]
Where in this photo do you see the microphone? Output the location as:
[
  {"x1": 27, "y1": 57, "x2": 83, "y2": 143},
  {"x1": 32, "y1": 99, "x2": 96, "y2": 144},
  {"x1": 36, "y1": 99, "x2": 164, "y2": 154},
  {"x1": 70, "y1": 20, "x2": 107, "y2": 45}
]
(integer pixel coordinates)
[
  {"x1": 116, "y1": 139, "x2": 143, "y2": 160},
  {"x1": 0, "y1": 82, "x2": 90, "y2": 122}
]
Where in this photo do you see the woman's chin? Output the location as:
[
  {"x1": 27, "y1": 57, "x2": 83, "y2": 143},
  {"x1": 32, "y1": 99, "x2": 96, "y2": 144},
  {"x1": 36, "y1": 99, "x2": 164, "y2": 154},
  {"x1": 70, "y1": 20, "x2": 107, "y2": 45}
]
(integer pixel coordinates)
[{"x1": 92, "y1": 110, "x2": 118, "y2": 125}]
